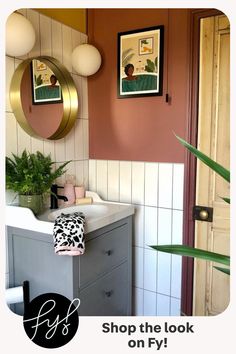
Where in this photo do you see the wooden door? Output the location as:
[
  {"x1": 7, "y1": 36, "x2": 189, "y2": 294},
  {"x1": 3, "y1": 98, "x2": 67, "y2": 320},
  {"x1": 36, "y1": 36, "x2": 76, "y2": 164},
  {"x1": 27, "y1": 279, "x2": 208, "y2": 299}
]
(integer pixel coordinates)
[{"x1": 193, "y1": 15, "x2": 230, "y2": 316}]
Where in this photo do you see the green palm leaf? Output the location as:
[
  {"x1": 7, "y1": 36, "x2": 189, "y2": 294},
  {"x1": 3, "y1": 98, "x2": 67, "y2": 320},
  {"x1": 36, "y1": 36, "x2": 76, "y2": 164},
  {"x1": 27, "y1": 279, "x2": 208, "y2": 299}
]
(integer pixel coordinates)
[
  {"x1": 214, "y1": 266, "x2": 230, "y2": 275},
  {"x1": 175, "y1": 134, "x2": 230, "y2": 183},
  {"x1": 221, "y1": 197, "x2": 230, "y2": 204},
  {"x1": 149, "y1": 245, "x2": 230, "y2": 266}
]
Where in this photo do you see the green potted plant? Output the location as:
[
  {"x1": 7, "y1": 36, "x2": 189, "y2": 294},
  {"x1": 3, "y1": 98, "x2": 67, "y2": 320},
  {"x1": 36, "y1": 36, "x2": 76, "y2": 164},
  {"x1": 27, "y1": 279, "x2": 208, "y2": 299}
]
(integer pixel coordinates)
[{"x1": 6, "y1": 150, "x2": 70, "y2": 215}]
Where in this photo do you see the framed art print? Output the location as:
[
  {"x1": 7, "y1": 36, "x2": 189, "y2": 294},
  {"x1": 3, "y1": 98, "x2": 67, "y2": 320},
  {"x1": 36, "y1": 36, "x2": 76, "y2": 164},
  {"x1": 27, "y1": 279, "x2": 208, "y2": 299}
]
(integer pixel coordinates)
[
  {"x1": 117, "y1": 25, "x2": 164, "y2": 98},
  {"x1": 31, "y1": 59, "x2": 63, "y2": 105}
]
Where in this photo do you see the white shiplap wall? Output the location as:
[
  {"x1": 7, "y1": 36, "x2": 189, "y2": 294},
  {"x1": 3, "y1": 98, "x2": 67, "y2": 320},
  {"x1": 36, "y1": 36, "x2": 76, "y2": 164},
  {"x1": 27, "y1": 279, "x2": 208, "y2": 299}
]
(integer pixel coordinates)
[
  {"x1": 89, "y1": 160, "x2": 184, "y2": 316},
  {"x1": 5, "y1": 9, "x2": 89, "y2": 285},
  {"x1": 5, "y1": 9, "x2": 89, "y2": 192}
]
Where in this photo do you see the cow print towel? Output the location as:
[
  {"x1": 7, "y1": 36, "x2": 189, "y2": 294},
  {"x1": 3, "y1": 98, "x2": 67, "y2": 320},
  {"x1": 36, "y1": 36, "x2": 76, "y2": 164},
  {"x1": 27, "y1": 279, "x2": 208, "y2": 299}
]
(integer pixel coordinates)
[{"x1": 53, "y1": 212, "x2": 85, "y2": 256}]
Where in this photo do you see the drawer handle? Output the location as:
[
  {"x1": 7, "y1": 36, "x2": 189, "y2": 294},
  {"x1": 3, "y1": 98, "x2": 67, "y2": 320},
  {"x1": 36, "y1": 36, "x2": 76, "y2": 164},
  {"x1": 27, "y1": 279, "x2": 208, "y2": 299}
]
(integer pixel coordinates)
[
  {"x1": 105, "y1": 250, "x2": 112, "y2": 256},
  {"x1": 105, "y1": 290, "x2": 113, "y2": 298}
]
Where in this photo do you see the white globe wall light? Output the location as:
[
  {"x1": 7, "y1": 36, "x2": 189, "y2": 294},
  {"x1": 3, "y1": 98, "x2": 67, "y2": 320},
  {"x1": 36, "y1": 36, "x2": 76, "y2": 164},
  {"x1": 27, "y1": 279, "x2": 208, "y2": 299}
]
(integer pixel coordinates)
[
  {"x1": 6, "y1": 12, "x2": 36, "y2": 57},
  {"x1": 72, "y1": 44, "x2": 102, "y2": 76}
]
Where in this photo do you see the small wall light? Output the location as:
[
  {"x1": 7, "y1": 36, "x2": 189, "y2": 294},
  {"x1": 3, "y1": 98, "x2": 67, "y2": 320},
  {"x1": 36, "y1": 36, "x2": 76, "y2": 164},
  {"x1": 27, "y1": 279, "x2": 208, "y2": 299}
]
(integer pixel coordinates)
[
  {"x1": 6, "y1": 12, "x2": 36, "y2": 57},
  {"x1": 72, "y1": 44, "x2": 102, "y2": 76}
]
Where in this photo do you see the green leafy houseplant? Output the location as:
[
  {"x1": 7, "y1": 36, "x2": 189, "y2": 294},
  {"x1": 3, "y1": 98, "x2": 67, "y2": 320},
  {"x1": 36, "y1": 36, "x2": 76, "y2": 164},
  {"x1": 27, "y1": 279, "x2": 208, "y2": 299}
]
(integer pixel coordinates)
[
  {"x1": 6, "y1": 150, "x2": 70, "y2": 214},
  {"x1": 150, "y1": 135, "x2": 230, "y2": 275}
]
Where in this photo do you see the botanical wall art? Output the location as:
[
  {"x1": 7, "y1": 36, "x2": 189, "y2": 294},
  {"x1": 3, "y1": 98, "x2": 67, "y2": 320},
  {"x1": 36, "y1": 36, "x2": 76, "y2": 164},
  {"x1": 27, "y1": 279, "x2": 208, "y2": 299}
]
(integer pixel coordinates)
[
  {"x1": 31, "y1": 59, "x2": 63, "y2": 104},
  {"x1": 117, "y1": 26, "x2": 164, "y2": 98}
]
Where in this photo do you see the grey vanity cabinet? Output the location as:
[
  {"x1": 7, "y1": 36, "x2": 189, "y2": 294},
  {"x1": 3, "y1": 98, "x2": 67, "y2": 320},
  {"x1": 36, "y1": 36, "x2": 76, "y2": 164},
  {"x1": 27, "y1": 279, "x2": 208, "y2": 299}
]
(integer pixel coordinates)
[{"x1": 7, "y1": 216, "x2": 132, "y2": 316}]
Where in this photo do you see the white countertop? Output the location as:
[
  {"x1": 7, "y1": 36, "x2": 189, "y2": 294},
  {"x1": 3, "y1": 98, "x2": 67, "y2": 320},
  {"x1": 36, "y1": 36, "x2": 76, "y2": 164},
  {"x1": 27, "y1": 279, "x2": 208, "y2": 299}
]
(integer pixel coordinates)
[{"x1": 6, "y1": 191, "x2": 135, "y2": 235}]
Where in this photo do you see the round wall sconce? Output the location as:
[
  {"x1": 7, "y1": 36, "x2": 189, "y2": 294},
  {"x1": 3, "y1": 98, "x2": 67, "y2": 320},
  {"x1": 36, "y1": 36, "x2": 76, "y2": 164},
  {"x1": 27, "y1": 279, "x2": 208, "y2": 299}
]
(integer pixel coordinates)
[
  {"x1": 72, "y1": 44, "x2": 102, "y2": 76},
  {"x1": 6, "y1": 12, "x2": 36, "y2": 57}
]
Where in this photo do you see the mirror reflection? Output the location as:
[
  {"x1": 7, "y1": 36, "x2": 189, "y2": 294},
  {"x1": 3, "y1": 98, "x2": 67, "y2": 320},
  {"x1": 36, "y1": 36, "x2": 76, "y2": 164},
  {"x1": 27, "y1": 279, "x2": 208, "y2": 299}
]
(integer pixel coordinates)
[
  {"x1": 21, "y1": 59, "x2": 64, "y2": 139},
  {"x1": 10, "y1": 56, "x2": 78, "y2": 140},
  {"x1": 31, "y1": 59, "x2": 63, "y2": 104}
]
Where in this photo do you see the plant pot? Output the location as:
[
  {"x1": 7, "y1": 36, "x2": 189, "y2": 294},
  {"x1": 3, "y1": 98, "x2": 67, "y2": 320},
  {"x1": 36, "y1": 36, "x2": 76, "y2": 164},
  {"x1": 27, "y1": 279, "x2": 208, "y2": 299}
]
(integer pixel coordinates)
[{"x1": 19, "y1": 194, "x2": 44, "y2": 215}]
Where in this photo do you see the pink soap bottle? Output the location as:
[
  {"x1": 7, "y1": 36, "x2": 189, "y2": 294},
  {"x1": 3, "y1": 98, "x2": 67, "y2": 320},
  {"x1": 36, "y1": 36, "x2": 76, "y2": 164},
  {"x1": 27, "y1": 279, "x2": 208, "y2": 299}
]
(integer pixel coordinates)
[{"x1": 63, "y1": 174, "x2": 76, "y2": 205}]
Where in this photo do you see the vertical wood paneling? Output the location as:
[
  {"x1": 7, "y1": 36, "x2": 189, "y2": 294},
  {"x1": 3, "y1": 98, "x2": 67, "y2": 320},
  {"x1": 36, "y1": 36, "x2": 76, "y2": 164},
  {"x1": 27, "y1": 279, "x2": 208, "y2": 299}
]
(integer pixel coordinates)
[
  {"x1": 74, "y1": 119, "x2": 84, "y2": 160},
  {"x1": 96, "y1": 160, "x2": 108, "y2": 199},
  {"x1": 17, "y1": 124, "x2": 31, "y2": 153},
  {"x1": 39, "y1": 15, "x2": 52, "y2": 56},
  {"x1": 43, "y1": 140, "x2": 55, "y2": 161},
  {"x1": 80, "y1": 77, "x2": 88, "y2": 119},
  {"x1": 83, "y1": 160, "x2": 89, "y2": 190},
  {"x1": 107, "y1": 161, "x2": 119, "y2": 201},
  {"x1": 75, "y1": 160, "x2": 84, "y2": 186},
  {"x1": 119, "y1": 161, "x2": 132, "y2": 203},
  {"x1": 6, "y1": 113, "x2": 17, "y2": 156},
  {"x1": 83, "y1": 119, "x2": 89, "y2": 159},
  {"x1": 31, "y1": 137, "x2": 44, "y2": 153},
  {"x1": 88, "y1": 160, "x2": 97, "y2": 192},
  {"x1": 51, "y1": 20, "x2": 63, "y2": 62},
  {"x1": 62, "y1": 25, "x2": 72, "y2": 72},
  {"x1": 55, "y1": 138, "x2": 66, "y2": 162},
  {"x1": 71, "y1": 74, "x2": 81, "y2": 119},
  {"x1": 64, "y1": 160, "x2": 76, "y2": 179},
  {"x1": 65, "y1": 125, "x2": 75, "y2": 161},
  {"x1": 71, "y1": 29, "x2": 81, "y2": 74}
]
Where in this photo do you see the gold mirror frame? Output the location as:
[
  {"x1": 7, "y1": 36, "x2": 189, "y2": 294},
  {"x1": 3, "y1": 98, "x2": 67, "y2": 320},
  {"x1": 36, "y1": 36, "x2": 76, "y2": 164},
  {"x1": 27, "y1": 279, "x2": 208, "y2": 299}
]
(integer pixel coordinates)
[{"x1": 10, "y1": 56, "x2": 78, "y2": 140}]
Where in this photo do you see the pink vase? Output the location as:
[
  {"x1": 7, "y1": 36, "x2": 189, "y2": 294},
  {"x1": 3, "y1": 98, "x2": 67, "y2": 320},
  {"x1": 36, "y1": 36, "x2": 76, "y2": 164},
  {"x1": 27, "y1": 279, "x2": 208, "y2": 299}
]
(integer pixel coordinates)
[
  {"x1": 63, "y1": 174, "x2": 76, "y2": 205},
  {"x1": 75, "y1": 185, "x2": 85, "y2": 199},
  {"x1": 64, "y1": 183, "x2": 75, "y2": 205}
]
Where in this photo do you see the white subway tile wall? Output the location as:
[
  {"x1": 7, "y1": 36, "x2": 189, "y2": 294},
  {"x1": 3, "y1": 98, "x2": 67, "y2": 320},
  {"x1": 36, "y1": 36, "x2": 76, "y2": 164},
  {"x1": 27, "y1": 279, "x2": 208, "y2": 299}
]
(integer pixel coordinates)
[
  {"x1": 5, "y1": 10, "x2": 89, "y2": 286},
  {"x1": 89, "y1": 160, "x2": 184, "y2": 316}
]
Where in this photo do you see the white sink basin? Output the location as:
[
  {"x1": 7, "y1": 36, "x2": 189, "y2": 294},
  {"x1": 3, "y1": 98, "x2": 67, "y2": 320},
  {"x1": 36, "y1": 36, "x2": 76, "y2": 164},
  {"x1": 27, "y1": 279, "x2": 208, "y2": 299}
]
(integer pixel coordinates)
[
  {"x1": 48, "y1": 203, "x2": 109, "y2": 221},
  {"x1": 6, "y1": 191, "x2": 135, "y2": 235}
]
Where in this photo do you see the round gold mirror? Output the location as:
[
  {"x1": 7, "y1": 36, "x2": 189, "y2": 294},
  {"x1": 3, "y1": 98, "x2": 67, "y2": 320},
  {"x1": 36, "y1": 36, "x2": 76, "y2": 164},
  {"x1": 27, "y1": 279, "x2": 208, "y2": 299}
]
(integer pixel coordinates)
[{"x1": 10, "y1": 56, "x2": 78, "y2": 140}]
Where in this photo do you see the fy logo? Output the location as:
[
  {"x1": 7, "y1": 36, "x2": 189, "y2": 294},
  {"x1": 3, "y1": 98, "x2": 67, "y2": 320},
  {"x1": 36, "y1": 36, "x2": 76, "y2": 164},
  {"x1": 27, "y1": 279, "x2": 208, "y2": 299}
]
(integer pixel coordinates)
[{"x1": 23, "y1": 293, "x2": 80, "y2": 348}]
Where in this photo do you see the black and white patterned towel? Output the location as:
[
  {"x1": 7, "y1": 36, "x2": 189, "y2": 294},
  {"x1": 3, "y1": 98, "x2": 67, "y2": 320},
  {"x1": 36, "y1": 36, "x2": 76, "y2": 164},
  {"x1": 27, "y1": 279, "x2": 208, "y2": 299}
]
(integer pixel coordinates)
[{"x1": 53, "y1": 212, "x2": 85, "y2": 256}]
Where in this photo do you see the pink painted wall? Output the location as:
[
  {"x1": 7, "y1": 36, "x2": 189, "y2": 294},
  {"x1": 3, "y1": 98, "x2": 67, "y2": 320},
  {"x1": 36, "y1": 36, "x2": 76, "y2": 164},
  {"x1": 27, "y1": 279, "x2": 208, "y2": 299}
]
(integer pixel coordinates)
[
  {"x1": 21, "y1": 65, "x2": 63, "y2": 139},
  {"x1": 88, "y1": 9, "x2": 190, "y2": 162}
]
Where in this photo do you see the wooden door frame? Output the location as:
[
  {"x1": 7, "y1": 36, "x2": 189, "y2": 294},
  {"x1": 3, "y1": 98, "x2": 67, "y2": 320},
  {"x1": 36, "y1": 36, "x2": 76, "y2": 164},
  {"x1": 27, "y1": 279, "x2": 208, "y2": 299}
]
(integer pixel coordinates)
[{"x1": 181, "y1": 8, "x2": 223, "y2": 316}]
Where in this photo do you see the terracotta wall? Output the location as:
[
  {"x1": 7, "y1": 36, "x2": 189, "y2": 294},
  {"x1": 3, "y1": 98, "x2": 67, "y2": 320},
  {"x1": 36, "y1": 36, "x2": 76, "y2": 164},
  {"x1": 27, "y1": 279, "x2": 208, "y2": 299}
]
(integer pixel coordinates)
[{"x1": 88, "y1": 9, "x2": 190, "y2": 163}]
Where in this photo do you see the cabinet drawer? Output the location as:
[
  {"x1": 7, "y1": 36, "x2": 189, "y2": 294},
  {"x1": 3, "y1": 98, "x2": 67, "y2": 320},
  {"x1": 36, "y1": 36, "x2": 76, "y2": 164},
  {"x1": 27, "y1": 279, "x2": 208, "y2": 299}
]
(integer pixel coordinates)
[
  {"x1": 80, "y1": 223, "x2": 128, "y2": 287},
  {"x1": 79, "y1": 262, "x2": 128, "y2": 316}
]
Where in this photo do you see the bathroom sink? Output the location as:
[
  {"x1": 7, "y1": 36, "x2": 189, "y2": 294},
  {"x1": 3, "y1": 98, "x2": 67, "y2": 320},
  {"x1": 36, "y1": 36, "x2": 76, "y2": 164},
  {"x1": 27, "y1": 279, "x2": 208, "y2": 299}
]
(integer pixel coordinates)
[
  {"x1": 6, "y1": 191, "x2": 135, "y2": 234},
  {"x1": 48, "y1": 203, "x2": 109, "y2": 221}
]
